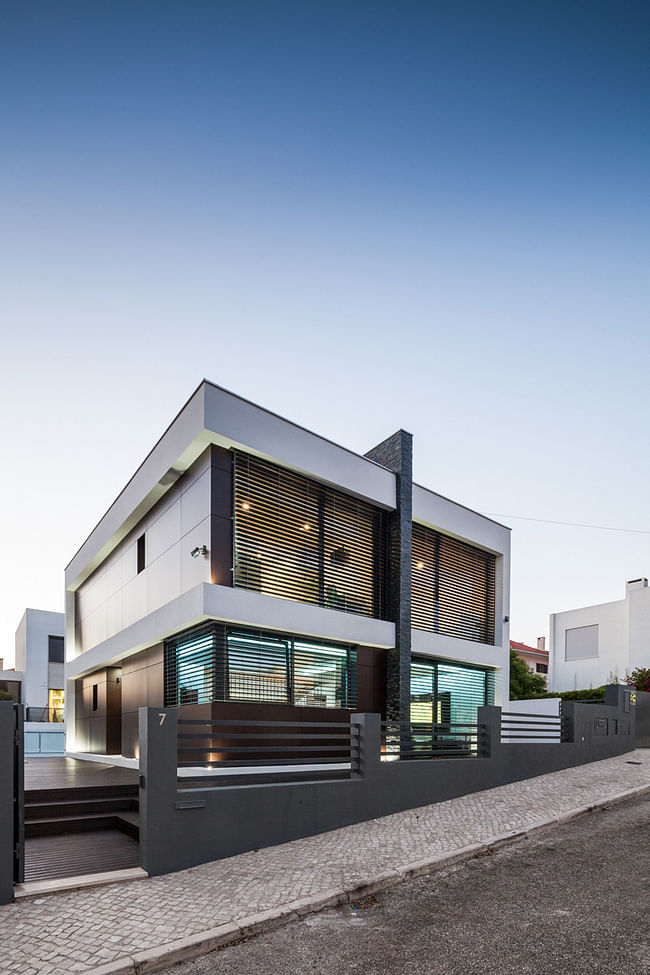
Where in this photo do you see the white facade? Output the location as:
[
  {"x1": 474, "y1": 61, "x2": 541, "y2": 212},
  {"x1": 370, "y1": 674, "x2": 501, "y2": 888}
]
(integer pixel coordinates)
[{"x1": 549, "y1": 578, "x2": 650, "y2": 691}]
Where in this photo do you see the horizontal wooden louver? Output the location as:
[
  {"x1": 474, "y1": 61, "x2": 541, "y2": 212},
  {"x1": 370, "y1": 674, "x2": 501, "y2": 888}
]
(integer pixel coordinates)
[
  {"x1": 412, "y1": 523, "x2": 496, "y2": 644},
  {"x1": 164, "y1": 623, "x2": 357, "y2": 709},
  {"x1": 233, "y1": 452, "x2": 382, "y2": 618}
]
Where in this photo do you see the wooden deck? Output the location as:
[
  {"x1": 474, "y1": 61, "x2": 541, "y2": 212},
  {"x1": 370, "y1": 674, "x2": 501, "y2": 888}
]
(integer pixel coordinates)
[
  {"x1": 24, "y1": 757, "x2": 138, "y2": 792},
  {"x1": 25, "y1": 830, "x2": 139, "y2": 882},
  {"x1": 22, "y1": 758, "x2": 140, "y2": 883}
]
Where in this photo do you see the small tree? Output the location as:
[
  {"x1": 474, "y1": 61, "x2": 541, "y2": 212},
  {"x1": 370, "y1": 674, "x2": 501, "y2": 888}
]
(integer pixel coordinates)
[
  {"x1": 509, "y1": 649, "x2": 548, "y2": 700},
  {"x1": 0, "y1": 689, "x2": 14, "y2": 702},
  {"x1": 625, "y1": 667, "x2": 650, "y2": 693}
]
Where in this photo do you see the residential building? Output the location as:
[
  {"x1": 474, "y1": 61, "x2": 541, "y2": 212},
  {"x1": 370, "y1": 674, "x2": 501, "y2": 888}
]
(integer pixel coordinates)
[
  {"x1": 64, "y1": 381, "x2": 511, "y2": 761},
  {"x1": 550, "y1": 578, "x2": 650, "y2": 692},
  {"x1": 510, "y1": 638, "x2": 549, "y2": 685},
  {"x1": 8, "y1": 609, "x2": 66, "y2": 755}
]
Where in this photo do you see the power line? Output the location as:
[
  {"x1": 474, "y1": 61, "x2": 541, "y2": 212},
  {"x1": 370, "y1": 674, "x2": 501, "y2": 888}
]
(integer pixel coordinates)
[{"x1": 481, "y1": 513, "x2": 650, "y2": 536}]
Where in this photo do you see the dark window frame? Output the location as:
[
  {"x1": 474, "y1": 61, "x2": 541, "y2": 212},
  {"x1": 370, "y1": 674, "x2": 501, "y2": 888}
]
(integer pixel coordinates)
[{"x1": 48, "y1": 635, "x2": 64, "y2": 664}]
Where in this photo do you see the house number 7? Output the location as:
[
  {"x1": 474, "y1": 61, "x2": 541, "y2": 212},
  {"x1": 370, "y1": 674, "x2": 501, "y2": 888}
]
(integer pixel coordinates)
[{"x1": 159, "y1": 713, "x2": 167, "y2": 725}]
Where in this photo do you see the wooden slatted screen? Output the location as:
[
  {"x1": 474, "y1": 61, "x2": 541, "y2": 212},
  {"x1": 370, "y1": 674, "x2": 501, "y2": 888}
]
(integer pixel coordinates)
[
  {"x1": 412, "y1": 523, "x2": 496, "y2": 644},
  {"x1": 233, "y1": 452, "x2": 383, "y2": 618}
]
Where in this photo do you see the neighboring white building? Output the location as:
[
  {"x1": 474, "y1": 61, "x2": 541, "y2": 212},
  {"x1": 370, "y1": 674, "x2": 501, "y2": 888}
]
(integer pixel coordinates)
[
  {"x1": 14, "y1": 609, "x2": 66, "y2": 755},
  {"x1": 549, "y1": 578, "x2": 650, "y2": 692},
  {"x1": 64, "y1": 381, "x2": 511, "y2": 761}
]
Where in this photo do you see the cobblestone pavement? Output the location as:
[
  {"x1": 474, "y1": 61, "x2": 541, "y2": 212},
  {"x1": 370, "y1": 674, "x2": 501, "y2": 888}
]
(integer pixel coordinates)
[{"x1": 2, "y1": 751, "x2": 649, "y2": 975}]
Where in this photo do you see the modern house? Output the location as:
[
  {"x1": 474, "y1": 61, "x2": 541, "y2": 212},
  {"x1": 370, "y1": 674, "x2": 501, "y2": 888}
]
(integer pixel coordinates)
[
  {"x1": 510, "y1": 638, "x2": 549, "y2": 686},
  {"x1": 550, "y1": 578, "x2": 650, "y2": 692},
  {"x1": 64, "y1": 381, "x2": 511, "y2": 762}
]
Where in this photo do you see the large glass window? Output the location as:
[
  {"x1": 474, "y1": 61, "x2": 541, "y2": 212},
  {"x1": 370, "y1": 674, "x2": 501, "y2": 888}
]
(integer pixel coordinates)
[
  {"x1": 412, "y1": 523, "x2": 496, "y2": 644},
  {"x1": 165, "y1": 623, "x2": 357, "y2": 709},
  {"x1": 410, "y1": 658, "x2": 493, "y2": 727},
  {"x1": 233, "y1": 452, "x2": 383, "y2": 619},
  {"x1": 48, "y1": 689, "x2": 65, "y2": 722}
]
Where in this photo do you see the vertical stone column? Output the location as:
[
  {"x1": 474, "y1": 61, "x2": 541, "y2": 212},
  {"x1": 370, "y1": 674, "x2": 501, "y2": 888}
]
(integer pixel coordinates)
[{"x1": 365, "y1": 430, "x2": 413, "y2": 721}]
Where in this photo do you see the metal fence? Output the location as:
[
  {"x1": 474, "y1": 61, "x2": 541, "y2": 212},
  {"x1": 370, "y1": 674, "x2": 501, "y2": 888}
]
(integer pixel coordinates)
[
  {"x1": 25, "y1": 707, "x2": 64, "y2": 723},
  {"x1": 500, "y1": 710, "x2": 562, "y2": 743},
  {"x1": 381, "y1": 720, "x2": 479, "y2": 760},
  {"x1": 176, "y1": 717, "x2": 360, "y2": 784}
]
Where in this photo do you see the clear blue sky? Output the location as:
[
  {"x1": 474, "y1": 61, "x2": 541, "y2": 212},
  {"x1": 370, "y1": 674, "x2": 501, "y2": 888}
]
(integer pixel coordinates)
[{"x1": 1, "y1": 1, "x2": 648, "y2": 666}]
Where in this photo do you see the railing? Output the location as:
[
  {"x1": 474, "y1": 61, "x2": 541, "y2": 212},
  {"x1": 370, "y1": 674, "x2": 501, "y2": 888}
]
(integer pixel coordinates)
[
  {"x1": 500, "y1": 711, "x2": 562, "y2": 743},
  {"x1": 25, "y1": 707, "x2": 64, "y2": 724},
  {"x1": 381, "y1": 720, "x2": 479, "y2": 760},
  {"x1": 176, "y1": 717, "x2": 360, "y2": 784}
]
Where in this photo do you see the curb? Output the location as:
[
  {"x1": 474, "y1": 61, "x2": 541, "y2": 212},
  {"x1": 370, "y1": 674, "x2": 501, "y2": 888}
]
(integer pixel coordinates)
[{"x1": 85, "y1": 782, "x2": 650, "y2": 975}]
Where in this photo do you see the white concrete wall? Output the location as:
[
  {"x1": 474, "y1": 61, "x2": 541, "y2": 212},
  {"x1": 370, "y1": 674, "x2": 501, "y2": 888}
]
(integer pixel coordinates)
[
  {"x1": 73, "y1": 450, "x2": 212, "y2": 657},
  {"x1": 14, "y1": 609, "x2": 64, "y2": 711},
  {"x1": 549, "y1": 598, "x2": 628, "y2": 692}
]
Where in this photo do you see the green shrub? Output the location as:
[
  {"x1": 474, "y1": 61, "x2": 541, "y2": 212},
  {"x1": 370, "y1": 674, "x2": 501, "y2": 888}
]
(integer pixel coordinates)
[{"x1": 509, "y1": 649, "x2": 548, "y2": 700}]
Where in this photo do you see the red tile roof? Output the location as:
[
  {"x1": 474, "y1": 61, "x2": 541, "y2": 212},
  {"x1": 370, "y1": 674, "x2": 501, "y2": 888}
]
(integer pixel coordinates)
[{"x1": 510, "y1": 639, "x2": 548, "y2": 658}]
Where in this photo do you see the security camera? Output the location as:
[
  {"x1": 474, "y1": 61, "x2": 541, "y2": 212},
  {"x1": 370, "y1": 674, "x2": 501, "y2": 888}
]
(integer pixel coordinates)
[{"x1": 190, "y1": 545, "x2": 208, "y2": 559}]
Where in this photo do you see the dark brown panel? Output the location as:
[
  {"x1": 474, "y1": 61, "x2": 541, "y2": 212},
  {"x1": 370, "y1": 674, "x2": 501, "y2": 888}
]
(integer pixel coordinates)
[
  {"x1": 356, "y1": 647, "x2": 387, "y2": 716},
  {"x1": 210, "y1": 447, "x2": 233, "y2": 587}
]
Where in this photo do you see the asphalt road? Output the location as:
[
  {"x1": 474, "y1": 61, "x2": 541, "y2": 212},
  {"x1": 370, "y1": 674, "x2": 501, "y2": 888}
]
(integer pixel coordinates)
[{"x1": 171, "y1": 793, "x2": 650, "y2": 975}]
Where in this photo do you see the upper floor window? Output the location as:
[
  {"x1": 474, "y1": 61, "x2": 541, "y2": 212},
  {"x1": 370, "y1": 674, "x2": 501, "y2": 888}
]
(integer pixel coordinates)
[
  {"x1": 412, "y1": 523, "x2": 496, "y2": 645},
  {"x1": 48, "y1": 635, "x2": 64, "y2": 663},
  {"x1": 137, "y1": 533, "x2": 146, "y2": 574},
  {"x1": 233, "y1": 452, "x2": 384, "y2": 619}
]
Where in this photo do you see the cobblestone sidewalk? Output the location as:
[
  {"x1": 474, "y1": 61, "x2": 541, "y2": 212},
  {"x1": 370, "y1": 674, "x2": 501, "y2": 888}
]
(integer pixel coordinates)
[{"x1": 3, "y1": 751, "x2": 649, "y2": 975}]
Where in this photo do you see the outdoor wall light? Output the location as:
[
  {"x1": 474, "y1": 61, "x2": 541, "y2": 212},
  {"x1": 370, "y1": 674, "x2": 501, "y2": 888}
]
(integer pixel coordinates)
[{"x1": 190, "y1": 545, "x2": 208, "y2": 559}]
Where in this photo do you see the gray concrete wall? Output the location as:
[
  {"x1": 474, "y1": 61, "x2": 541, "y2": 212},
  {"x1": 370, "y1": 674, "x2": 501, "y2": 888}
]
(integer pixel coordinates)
[{"x1": 138, "y1": 687, "x2": 636, "y2": 878}]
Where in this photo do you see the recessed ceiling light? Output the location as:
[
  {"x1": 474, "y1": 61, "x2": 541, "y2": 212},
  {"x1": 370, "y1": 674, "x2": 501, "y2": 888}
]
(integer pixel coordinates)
[
  {"x1": 303, "y1": 523, "x2": 311, "y2": 531},
  {"x1": 242, "y1": 502, "x2": 250, "y2": 510},
  {"x1": 416, "y1": 561, "x2": 424, "y2": 570}
]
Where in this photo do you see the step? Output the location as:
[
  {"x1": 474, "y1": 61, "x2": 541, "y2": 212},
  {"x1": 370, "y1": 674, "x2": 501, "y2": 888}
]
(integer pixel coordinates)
[
  {"x1": 25, "y1": 784, "x2": 138, "y2": 804},
  {"x1": 25, "y1": 796, "x2": 138, "y2": 821},
  {"x1": 26, "y1": 811, "x2": 139, "y2": 839},
  {"x1": 115, "y1": 810, "x2": 140, "y2": 841}
]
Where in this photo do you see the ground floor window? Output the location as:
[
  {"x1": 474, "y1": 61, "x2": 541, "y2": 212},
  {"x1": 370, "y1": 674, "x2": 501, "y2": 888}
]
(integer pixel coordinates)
[
  {"x1": 164, "y1": 623, "x2": 357, "y2": 709},
  {"x1": 48, "y1": 688, "x2": 65, "y2": 722},
  {"x1": 410, "y1": 657, "x2": 494, "y2": 727}
]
